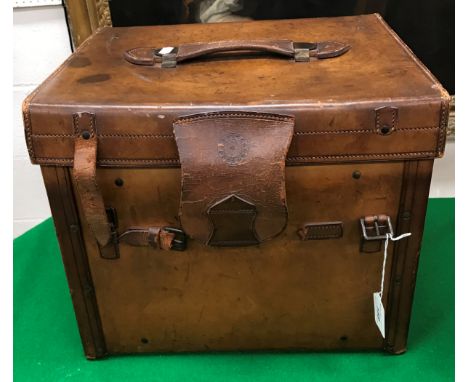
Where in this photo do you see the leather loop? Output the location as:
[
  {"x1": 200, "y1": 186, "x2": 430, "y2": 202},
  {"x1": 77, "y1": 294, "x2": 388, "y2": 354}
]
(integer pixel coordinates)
[
  {"x1": 375, "y1": 106, "x2": 399, "y2": 135},
  {"x1": 119, "y1": 227, "x2": 175, "y2": 250},
  {"x1": 71, "y1": 115, "x2": 183, "y2": 252},
  {"x1": 124, "y1": 40, "x2": 350, "y2": 67},
  {"x1": 72, "y1": 112, "x2": 112, "y2": 247},
  {"x1": 174, "y1": 111, "x2": 294, "y2": 246}
]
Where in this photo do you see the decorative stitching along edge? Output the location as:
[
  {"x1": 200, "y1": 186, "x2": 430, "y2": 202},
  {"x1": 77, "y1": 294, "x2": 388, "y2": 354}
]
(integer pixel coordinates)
[
  {"x1": 436, "y1": 98, "x2": 450, "y2": 157},
  {"x1": 22, "y1": 103, "x2": 35, "y2": 162},
  {"x1": 375, "y1": 107, "x2": 398, "y2": 135},
  {"x1": 175, "y1": 111, "x2": 295, "y2": 124},
  {"x1": 30, "y1": 125, "x2": 440, "y2": 140},
  {"x1": 33, "y1": 151, "x2": 437, "y2": 167},
  {"x1": 73, "y1": 112, "x2": 96, "y2": 138}
]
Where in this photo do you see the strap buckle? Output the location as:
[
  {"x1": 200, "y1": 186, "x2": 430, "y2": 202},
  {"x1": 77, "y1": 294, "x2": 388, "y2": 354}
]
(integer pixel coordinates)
[
  {"x1": 163, "y1": 227, "x2": 187, "y2": 251},
  {"x1": 360, "y1": 215, "x2": 394, "y2": 241}
]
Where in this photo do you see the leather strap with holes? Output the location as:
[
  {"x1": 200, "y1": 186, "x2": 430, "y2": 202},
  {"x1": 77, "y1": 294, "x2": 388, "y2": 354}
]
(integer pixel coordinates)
[{"x1": 72, "y1": 112, "x2": 112, "y2": 247}]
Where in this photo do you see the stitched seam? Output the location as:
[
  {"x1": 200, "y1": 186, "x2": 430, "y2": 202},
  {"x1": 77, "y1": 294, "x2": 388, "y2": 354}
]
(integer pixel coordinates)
[
  {"x1": 307, "y1": 234, "x2": 340, "y2": 238},
  {"x1": 286, "y1": 152, "x2": 435, "y2": 160},
  {"x1": 98, "y1": 158, "x2": 179, "y2": 163},
  {"x1": 32, "y1": 134, "x2": 173, "y2": 138},
  {"x1": 23, "y1": 107, "x2": 35, "y2": 160},
  {"x1": 375, "y1": 107, "x2": 398, "y2": 133},
  {"x1": 73, "y1": 113, "x2": 96, "y2": 137},
  {"x1": 100, "y1": 134, "x2": 172, "y2": 138},
  {"x1": 437, "y1": 100, "x2": 448, "y2": 154},
  {"x1": 73, "y1": 114, "x2": 79, "y2": 135},
  {"x1": 34, "y1": 158, "x2": 180, "y2": 163},
  {"x1": 89, "y1": 114, "x2": 95, "y2": 136},
  {"x1": 209, "y1": 210, "x2": 255, "y2": 213},
  {"x1": 33, "y1": 151, "x2": 436, "y2": 164},
  {"x1": 175, "y1": 111, "x2": 294, "y2": 124},
  {"x1": 295, "y1": 126, "x2": 437, "y2": 135},
  {"x1": 306, "y1": 225, "x2": 341, "y2": 230},
  {"x1": 30, "y1": 125, "x2": 439, "y2": 139}
]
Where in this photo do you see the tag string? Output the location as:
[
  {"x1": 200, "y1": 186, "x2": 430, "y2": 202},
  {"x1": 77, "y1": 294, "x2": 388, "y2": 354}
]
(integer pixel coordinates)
[{"x1": 378, "y1": 232, "x2": 412, "y2": 298}]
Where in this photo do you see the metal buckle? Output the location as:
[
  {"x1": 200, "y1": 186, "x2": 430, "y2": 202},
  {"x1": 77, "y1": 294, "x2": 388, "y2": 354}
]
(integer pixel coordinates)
[
  {"x1": 163, "y1": 227, "x2": 187, "y2": 251},
  {"x1": 154, "y1": 47, "x2": 179, "y2": 68},
  {"x1": 293, "y1": 42, "x2": 317, "y2": 62},
  {"x1": 360, "y1": 215, "x2": 394, "y2": 241}
]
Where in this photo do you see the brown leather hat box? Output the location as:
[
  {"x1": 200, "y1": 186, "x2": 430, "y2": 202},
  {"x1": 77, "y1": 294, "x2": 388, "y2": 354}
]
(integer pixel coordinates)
[{"x1": 23, "y1": 14, "x2": 449, "y2": 358}]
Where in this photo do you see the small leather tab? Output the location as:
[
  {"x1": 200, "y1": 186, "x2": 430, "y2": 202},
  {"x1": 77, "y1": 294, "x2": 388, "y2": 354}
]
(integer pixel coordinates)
[
  {"x1": 124, "y1": 48, "x2": 156, "y2": 66},
  {"x1": 174, "y1": 112, "x2": 294, "y2": 246},
  {"x1": 375, "y1": 106, "x2": 398, "y2": 135},
  {"x1": 314, "y1": 41, "x2": 351, "y2": 59},
  {"x1": 298, "y1": 222, "x2": 343, "y2": 240}
]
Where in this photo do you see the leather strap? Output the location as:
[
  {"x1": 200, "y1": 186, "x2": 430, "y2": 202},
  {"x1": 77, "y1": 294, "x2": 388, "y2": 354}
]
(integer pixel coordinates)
[
  {"x1": 173, "y1": 111, "x2": 294, "y2": 246},
  {"x1": 124, "y1": 40, "x2": 350, "y2": 67},
  {"x1": 72, "y1": 112, "x2": 112, "y2": 247},
  {"x1": 119, "y1": 227, "x2": 175, "y2": 250}
]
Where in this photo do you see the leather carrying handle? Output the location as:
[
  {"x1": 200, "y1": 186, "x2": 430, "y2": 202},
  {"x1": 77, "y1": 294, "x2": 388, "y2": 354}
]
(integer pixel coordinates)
[{"x1": 124, "y1": 40, "x2": 350, "y2": 67}]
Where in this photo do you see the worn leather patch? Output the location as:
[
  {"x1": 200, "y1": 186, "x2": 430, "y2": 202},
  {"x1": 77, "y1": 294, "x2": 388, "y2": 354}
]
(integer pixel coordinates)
[{"x1": 174, "y1": 112, "x2": 294, "y2": 246}]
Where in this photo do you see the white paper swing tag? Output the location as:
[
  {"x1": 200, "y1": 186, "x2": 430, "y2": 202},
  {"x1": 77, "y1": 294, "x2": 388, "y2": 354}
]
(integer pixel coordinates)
[
  {"x1": 372, "y1": 232, "x2": 411, "y2": 338},
  {"x1": 373, "y1": 292, "x2": 386, "y2": 338}
]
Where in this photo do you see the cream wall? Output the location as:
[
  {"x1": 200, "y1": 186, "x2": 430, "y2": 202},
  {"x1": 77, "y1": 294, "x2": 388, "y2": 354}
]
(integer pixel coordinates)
[
  {"x1": 13, "y1": 5, "x2": 71, "y2": 237},
  {"x1": 12, "y1": 5, "x2": 455, "y2": 237}
]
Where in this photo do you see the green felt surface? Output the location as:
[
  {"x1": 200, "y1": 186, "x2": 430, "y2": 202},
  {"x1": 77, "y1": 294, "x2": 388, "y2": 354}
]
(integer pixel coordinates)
[{"x1": 14, "y1": 198, "x2": 454, "y2": 382}]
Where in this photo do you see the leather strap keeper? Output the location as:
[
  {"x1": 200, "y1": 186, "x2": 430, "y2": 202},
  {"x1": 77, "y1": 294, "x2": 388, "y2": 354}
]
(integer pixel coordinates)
[
  {"x1": 119, "y1": 227, "x2": 175, "y2": 250},
  {"x1": 173, "y1": 111, "x2": 294, "y2": 246},
  {"x1": 72, "y1": 112, "x2": 182, "y2": 252}
]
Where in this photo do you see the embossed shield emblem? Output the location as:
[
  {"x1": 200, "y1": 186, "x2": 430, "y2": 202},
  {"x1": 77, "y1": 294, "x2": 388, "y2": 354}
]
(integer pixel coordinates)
[{"x1": 218, "y1": 132, "x2": 248, "y2": 165}]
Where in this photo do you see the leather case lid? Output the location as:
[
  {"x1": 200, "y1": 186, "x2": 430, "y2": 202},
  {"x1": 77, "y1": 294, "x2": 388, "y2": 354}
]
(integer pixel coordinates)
[{"x1": 23, "y1": 14, "x2": 450, "y2": 167}]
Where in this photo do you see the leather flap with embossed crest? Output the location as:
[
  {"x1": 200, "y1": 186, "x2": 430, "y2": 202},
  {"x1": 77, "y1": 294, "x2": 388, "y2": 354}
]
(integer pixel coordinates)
[{"x1": 173, "y1": 112, "x2": 294, "y2": 246}]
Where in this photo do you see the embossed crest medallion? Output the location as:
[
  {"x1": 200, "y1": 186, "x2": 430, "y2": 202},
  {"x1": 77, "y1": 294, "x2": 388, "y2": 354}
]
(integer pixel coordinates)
[{"x1": 218, "y1": 132, "x2": 248, "y2": 165}]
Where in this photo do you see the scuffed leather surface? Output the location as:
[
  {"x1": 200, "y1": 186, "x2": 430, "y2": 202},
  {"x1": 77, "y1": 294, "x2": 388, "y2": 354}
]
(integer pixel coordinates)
[
  {"x1": 72, "y1": 112, "x2": 111, "y2": 247},
  {"x1": 174, "y1": 112, "x2": 294, "y2": 245},
  {"x1": 78, "y1": 162, "x2": 407, "y2": 353},
  {"x1": 23, "y1": 15, "x2": 449, "y2": 166}
]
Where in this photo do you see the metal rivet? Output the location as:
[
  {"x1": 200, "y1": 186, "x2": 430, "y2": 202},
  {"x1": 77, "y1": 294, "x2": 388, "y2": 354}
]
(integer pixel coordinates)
[
  {"x1": 380, "y1": 125, "x2": 391, "y2": 135},
  {"x1": 82, "y1": 131, "x2": 91, "y2": 140},
  {"x1": 402, "y1": 211, "x2": 411, "y2": 220},
  {"x1": 352, "y1": 170, "x2": 361, "y2": 179},
  {"x1": 114, "y1": 178, "x2": 124, "y2": 187}
]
